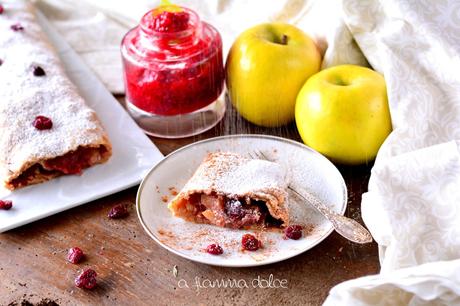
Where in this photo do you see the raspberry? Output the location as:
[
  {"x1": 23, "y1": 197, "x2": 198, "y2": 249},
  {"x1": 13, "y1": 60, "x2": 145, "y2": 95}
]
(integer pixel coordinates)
[
  {"x1": 241, "y1": 234, "x2": 261, "y2": 251},
  {"x1": 149, "y1": 11, "x2": 189, "y2": 32},
  {"x1": 108, "y1": 204, "x2": 129, "y2": 219},
  {"x1": 11, "y1": 23, "x2": 24, "y2": 31},
  {"x1": 0, "y1": 200, "x2": 13, "y2": 210},
  {"x1": 0, "y1": 5, "x2": 4, "y2": 14},
  {"x1": 206, "y1": 244, "x2": 223, "y2": 255},
  {"x1": 75, "y1": 268, "x2": 97, "y2": 289},
  {"x1": 224, "y1": 199, "x2": 245, "y2": 220},
  {"x1": 284, "y1": 225, "x2": 303, "y2": 240},
  {"x1": 67, "y1": 247, "x2": 84, "y2": 264},
  {"x1": 33, "y1": 116, "x2": 53, "y2": 130},
  {"x1": 33, "y1": 65, "x2": 46, "y2": 76}
]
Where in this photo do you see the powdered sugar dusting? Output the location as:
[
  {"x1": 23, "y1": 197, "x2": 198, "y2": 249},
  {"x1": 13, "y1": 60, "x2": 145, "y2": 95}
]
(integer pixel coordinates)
[
  {"x1": 183, "y1": 152, "x2": 288, "y2": 197},
  {"x1": 0, "y1": 0, "x2": 110, "y2": 183},
  {"x1": 138, "y1": 135, "x2": 347, "y2": 266},
  {"x1": 157, "y1": 223, "x2": 284, "y2": 261},
  {"x1": 168, "y1": 152, "x2": 290, "y2": 225}
]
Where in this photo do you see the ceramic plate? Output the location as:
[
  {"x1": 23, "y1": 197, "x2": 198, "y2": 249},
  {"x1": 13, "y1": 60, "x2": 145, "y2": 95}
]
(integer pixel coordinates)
[
  {"x1": 0, "y1": 11, "x2": 163, "y2": 232},
  {"x1": 137, "y1": 135, "x2": 347, "y2": 267}
]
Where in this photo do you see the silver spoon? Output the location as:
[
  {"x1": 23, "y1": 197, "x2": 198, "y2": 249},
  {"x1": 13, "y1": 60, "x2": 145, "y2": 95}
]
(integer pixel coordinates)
[
  {"x1": 250, "y1": 151, "x2": 373, "y2": 244},
  {"x1": 288, "y1": 184, "x2": 373, "y2": 244}
]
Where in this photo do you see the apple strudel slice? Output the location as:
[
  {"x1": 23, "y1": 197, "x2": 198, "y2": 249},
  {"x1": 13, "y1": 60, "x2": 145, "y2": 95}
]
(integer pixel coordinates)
[
  {"x1": 168, "y1": 152, "x2": 289, "y2": 229},
  {"x1": 0, "y1": 1, "x2": 112, "y2": 190}
]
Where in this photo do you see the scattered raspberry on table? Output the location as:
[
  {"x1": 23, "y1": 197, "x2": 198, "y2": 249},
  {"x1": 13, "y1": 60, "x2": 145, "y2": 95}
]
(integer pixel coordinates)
[
  {"x1": 108, "y1": 204, "x2": 129, "y2": 219},
  {"x1": 67, "y1": 247, "x2": 84, "y2": 264},
  {"x1": 75, "y1": 268, "x2": 97, "y2": 289}
]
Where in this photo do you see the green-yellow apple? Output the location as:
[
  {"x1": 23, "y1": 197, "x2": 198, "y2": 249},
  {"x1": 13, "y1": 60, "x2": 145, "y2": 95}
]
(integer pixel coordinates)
[
  {"x1": 295, "y1": 64, "x2": 392, "y2": 165},
  {"x1": 226, "y1": 23, "x2": 321, "y2": 127}
]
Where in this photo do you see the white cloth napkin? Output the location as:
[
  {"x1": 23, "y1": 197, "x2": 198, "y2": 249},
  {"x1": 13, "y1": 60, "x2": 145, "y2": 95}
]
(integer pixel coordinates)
[
  {"x1": 323, "y1": 0, "x2": 460, "y2": 304},
  {"x1": 35, "y1": 0, "x2": 460, "y2": 304},
  {"x1": 326, "y1": 259, "x2": 460, "y2": 305}
]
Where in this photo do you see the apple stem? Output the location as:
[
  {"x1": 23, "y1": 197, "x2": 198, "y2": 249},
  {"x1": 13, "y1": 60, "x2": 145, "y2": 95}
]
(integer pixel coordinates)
[{"x1": 281, "y1": 34, "x2": 288, "y2": 45}]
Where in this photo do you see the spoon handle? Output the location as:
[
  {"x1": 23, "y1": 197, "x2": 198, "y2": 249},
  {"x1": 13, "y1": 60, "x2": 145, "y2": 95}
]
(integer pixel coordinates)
[{"x1": 288, "y1": 185, "x2": 373, "y2": 244}]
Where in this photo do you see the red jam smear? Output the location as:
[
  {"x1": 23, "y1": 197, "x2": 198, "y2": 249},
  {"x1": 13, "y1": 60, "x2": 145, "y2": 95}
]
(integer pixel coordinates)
[{"x1": 122, "y1": 6, "x2": 224, "y2": 116}]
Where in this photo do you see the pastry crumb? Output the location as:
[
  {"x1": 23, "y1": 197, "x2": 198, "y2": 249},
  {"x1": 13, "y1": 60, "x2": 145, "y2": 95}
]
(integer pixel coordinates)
[
  {"x1": 158, "y1": 228, "x2": 175, "y2": 238},
  {"x1": 303, "y1": 223, "x2": 315, "y2": 235},
  {"x1": 168, "y1": 186, "x2": 178, "y2": 196}
]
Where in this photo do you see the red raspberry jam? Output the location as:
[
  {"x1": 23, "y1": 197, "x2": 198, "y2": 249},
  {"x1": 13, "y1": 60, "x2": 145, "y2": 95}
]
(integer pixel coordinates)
[
  {"x1": 121, "y1": 6, "x2": 224, "y2": 117},
  {"x1": 145, "y1": 10, "x2": 190, "y2": 32}
]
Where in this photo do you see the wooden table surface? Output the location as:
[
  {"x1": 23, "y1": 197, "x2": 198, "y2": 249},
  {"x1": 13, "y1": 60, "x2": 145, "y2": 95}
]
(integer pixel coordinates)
[{"x1": 0, "y1": 98, "x2": 379, "y2": 306}]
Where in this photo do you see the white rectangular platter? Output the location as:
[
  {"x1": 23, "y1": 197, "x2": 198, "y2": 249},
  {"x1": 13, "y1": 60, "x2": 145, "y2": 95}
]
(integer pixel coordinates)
[{"x1": 0, "y1": 10, "x2": 163, "y2": 232}]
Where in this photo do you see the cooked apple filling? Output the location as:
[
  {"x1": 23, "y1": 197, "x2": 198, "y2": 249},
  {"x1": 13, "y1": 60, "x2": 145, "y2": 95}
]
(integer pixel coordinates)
[
  {"x1": 175, "y1": 193, "x2": 283, "y2": 229},
  {"x1": 168, "y1": 152, "x2": 289, "y2": 229},
  {"x1": 8, "y1": 146, "x2": 109, "y2": 189}
]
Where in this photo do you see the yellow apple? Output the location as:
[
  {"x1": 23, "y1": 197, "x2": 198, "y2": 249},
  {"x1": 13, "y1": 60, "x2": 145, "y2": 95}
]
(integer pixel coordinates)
[
  {"x1": 295, "y1": 64, "x2": 392, "y2": 165},
  {"x1": 226, "y1": 23, "x2": 321, "y2": 127}
]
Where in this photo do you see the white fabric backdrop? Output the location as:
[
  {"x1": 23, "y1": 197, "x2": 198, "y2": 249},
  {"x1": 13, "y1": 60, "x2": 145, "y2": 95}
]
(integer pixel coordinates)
[
  {"x1": 325, "y1": 0, "x2": 460, "y2": 304},
  {"x1": 35, "y1": 0, "x2": 460, "y2": 304},
  {"x1": 34, "y1": 0, "x2": 368, "y2": 93}
]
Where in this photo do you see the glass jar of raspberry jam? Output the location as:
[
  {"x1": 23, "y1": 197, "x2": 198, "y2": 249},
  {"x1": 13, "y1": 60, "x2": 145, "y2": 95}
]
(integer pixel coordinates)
[{"x1": 121, "y1": 6, "x2": 225, "y2": 138}]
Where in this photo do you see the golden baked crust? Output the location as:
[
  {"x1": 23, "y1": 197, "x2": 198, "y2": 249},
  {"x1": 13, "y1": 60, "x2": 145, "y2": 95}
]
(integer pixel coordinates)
[
  {"x1": 168, "y1": 152, "x2": 289, "y2": 228},
  {"x1": 0, "y1": 1, "x2": 112, "y2": 190}
]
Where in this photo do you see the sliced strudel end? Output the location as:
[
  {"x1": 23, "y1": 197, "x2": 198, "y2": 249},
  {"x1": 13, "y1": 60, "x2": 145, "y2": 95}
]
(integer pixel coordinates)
[
  {"x1": 0, "y1": 1, "x2": 112, "y2": 190},
  {"x1": 168, "y1": 152, "x2": 289, "y2": 229}
]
